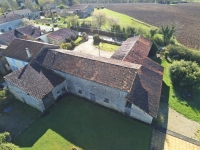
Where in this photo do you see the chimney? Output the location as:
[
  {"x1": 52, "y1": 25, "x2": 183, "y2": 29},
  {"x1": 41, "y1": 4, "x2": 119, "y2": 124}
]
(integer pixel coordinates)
[
  {"x1": 25, "y1": 48, "x2": 31, "y2": 58},
  {"x1": 31, "y1": 27, "x2": 35, "y2": 35}
]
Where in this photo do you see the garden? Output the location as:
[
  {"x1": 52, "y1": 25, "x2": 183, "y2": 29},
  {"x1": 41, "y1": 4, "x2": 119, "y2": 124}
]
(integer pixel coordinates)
[{"x1": 14, "y1": 96, "x2": 152, "y2": 150}]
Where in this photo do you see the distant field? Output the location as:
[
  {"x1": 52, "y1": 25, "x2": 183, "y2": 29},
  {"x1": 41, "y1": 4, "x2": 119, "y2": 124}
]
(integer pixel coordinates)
[{"x1": 93, "y1": 3, "x2": 200, "y2": 50}]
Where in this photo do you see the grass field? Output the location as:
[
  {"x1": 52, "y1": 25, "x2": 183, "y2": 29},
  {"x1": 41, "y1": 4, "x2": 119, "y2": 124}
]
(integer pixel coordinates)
[
  {"x1": 15, "y1": 96, "x2": 152, "y2": 150},
  {"x1": 152, "y1": 57, "x2": 200, "y2": 123},
  {"x1": 95, "y1": 42, "x2": 120, "y2": 52},
  {"x1": 79, "y1": 8, "x2": 156, "y2": 33}
]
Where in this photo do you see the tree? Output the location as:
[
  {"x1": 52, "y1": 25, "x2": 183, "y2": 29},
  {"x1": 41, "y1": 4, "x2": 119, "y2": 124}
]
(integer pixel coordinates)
[
  {"x1": 150, "y1": 29, "x2": 157, "y2": 39},
  {"x1": 107, "y1": 17, "x2": 119, "y2": 27},
  {"x1": 67, "y1": 15, "x2": 79, "y2": 28},
  {"x1": 0, "y1": 132, "x2": 19, "y2": 150},
  {"x1": 161, "y1": 24, "x2": 176, "y2": 46},
  {"x1": 0, "y1": 0, "x2": 11, "y2": 12},
  {"x1": 92, "y1": 11, "x2": 107, "y2": 34},
  {"x1": 169, "y1": 60, "x2": 200, "y2": 89}
]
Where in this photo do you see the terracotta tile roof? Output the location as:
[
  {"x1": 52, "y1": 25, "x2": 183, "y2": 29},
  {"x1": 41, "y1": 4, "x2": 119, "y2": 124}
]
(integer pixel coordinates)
[
  {"x1": 111, "y1": 36, "x2": 163, "y2": 118},
  {"x1": 1, "y1": 39, "x2": 59, "y2": 62},
  {"x1": 16, "y1": 25, "x2": 42, "y2": 38},
  {"x1": 4, "y1": 62, "x2": 65, "y2": 100},
  {"x1": 69, "y1": 4, "x2": 92, "y2": 11},
  {"x1": 0, "y1": 30, "x2": 16, "y2": 45},
  {"x1": 9, "y1": 9, "x2": 32, "y2": 15},
  {"x1": 126, "y1": 66, "x2": 163, "y2": 118},
  {"x1": 47, "y1": 28, "x2": 77, "y2": 41},
  {"x1": 0, "y1": 25, "x2": 43, "y2": 45},
  {"x1": 0, "y1": 14, "x2": 22, "y2": 24},
  {"x1": 36, "y1": 49, "x2": 141, "y2": 92},
  {"x1": 111, "y1": 35, "x2": 152, "y2": 60}
]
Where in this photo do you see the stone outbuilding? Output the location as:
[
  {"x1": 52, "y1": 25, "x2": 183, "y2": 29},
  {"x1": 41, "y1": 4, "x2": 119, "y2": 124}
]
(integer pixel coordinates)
[{"x1": 4, "y1": 62, "x2": 66, "y2": 112}]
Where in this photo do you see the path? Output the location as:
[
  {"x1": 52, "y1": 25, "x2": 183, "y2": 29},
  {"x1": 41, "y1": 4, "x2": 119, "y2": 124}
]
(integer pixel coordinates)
[
  {"x1": 73, "y1": 36, "x2": 114, "y2": 58},
  {"x1": 158, "y1": 102, "x2": 200, "y2": 140},
  {"x1": 151, "y1": 130, "x2": 200, "y2": 150}
]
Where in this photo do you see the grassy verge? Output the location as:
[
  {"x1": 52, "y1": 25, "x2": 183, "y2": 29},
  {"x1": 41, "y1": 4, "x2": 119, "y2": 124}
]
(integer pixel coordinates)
[
  {"x1": 153, "y1": 57, "x2": 200, "y2": 123},
  {"x1": 15, "y1": 96, "x2": 152, "y2": 150},
  {"x1": 95, "y1": 42, "x2": 120, "y2": 52}
]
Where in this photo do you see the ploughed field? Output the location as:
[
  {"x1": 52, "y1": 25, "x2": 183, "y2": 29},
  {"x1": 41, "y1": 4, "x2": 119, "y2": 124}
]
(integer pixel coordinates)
[{"x1": 95, "y1": 3, "x2": 200, "y2": 49}]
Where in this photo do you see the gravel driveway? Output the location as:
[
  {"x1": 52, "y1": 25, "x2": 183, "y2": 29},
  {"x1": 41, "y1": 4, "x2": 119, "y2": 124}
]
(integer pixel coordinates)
[
  {"x1": 158, "y1": 102, "x2": 200, "y2": 140},
  {"x1": 73, "y1": 36, "x2": 114, "y2": 58}
]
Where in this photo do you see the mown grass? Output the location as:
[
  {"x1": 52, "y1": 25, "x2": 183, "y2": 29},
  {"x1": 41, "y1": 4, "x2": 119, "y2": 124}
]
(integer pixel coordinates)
[
  {"x1": 95, "y1": 42, "x2": 120, "y2": 52},
  {"x1": 15, "y1": 96, "x2": 152, "y2": 150},
  {"x1": 153, "y1": 57, "x2": 200, "y2": 123},
  {"x1": 79, "y1": 8, "x2": 156, "y2": 32}
]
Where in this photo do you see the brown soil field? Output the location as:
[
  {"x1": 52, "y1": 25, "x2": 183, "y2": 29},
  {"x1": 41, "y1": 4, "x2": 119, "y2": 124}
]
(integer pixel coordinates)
[{"x1": 94, "y1": 3, "x2": 200, "y2": 49}]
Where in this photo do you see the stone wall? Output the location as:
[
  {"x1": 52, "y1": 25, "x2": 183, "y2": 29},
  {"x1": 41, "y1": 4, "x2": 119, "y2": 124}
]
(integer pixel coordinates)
[
  {"x1": 6, "y1": 81, "x2": 45, "y2": 112},
  {"x1": 53, "y1": 69, "x2": 153, "y2": 124}
]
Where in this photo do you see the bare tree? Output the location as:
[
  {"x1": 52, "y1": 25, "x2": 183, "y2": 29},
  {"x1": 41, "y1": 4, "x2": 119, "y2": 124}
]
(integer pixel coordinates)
[
  {"x1": 107, "y1": 17, "x2": 119, "y2": 27},
  {"x1": 18, "y1": 18, "x2": 35, "y2": 27},
  {"x1": 92, "y1": 11, "x2": 107, "y2": 34}
]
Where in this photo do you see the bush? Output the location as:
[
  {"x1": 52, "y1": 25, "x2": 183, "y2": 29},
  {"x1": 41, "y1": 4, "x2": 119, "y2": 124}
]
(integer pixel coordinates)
[
  {"x1": 93, "y1": 34, "x2": 101, "y2": 44},
  {"x1": 0, "y1": 132, "x2": 18, "y2": 150},
  {"x1": 71, "y1": 41, "x2": 76, "y2": 48},
  {"x1": 71, "y1": 35, "x2": 77, "y2": 41},
  {"x1": 169, "y1": 60, "x2": 200, "y2": 89},
  {"x1": 167, "y1": 45, "x2": 200, "y2": 64},
  {"x1": 153, "y1": 34, "x2": 164, "y2": 46},
  {"x1": 169, "y1": 38, "x2": 175, "y2": 45},
  {"x1": 61, "y1": 43, "x2": 72, "y2": 50},
  {"x1": 65, "y1": 37, "x2": 71, "y2": 42},
  {"x1": 82, "y1": 32, "x2": 88, "y2": 41}
]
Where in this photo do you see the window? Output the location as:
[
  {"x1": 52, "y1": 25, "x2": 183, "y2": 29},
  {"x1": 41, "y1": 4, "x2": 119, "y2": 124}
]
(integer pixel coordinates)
[
  {"x1": 78, "y1": 89, "x2": 82, "y2": 94},
  {"x1": 104, "y1": 98, "x2": 109, "y2": 103},
  {"x1": 8, "y1": 27, "x2": 12, "y2": 31},
  {"x1": 1, "y1": 29, "x2": 4, "y2": 32},
  {"x1": 57, "y1": 91, "x2": 60, "y2": 95},
  {"x1": 125, "y1": 101, "x2": 132, "y2": 109}
]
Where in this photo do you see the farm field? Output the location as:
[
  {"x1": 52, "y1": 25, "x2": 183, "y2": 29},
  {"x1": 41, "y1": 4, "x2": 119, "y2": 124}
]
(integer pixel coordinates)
[
  {"x1": 93, "y1": 3, "x2": 200, "y2": 50},
  {"x1": 15, "y1": 96, "x2": 152, "y2": 150}
]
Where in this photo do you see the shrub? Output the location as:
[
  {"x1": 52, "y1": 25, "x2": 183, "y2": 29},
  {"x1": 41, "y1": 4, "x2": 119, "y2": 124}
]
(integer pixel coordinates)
[
  {"x1": 167, "y1": 45, "x2": 200, "y2": 64},
  {"x1": 65, "y1": 37, "x2": 71, "y2": 42},
  {"x1": 169, "y1": 38, "x2": 175, "y2": 45},
  {"x1": 61, "y1": 43, "x2": 72, "y2": 50},
  {"x1": 71, "y1": 35, "x2": 77, "y2": 41},
  {"x1": 169, "y1": 60, "x2": 200, "y2": 89},
  {"x1": 153, "y1": 34, "x2": 164, "y2": 46},
  {"x1": 93, "y1": 34, "x2": 101, "y2": 44},
  {"x1": 71, "y1": 41, "x2": 76, "y2": 48},
  {"x1": 82, "y1": 32, "x2": 88, "y2": 41}
]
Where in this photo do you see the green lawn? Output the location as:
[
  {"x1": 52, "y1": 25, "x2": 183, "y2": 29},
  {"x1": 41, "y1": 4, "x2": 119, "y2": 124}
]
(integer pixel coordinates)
[
  {"x1": 79, "y1": 8, "x2": 156, "y2": 32},
  {"x1": 153, "y1": 57, "x2": 200, "y2": 123},
  {"x1": 96, "y1": 42, "x2": 120, "y2": 52},
  {"x1": 15, "y1": 96, "x2": 152, "y2": 150}
]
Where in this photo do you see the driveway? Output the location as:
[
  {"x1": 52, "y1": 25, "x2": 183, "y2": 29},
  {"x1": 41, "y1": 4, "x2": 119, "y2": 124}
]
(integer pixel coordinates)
[
  {"x1": 73, "y1": 36, "x2": 114, "y2": 58},
  {"x1": 0, "y1": 99, "x2": 40, "y2": 138}
]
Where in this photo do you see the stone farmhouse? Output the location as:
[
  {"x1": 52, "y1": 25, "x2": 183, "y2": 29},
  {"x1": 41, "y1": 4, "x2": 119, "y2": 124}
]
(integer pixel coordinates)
[
  {"x1": 46, "y1": 28, "x2": 78, "y2": 45},
  {"x1": 1, "y1": 39, "x2": 58, "y2": 71},
  {"x1": 8, "y1": 9, "x2": 40, "y2": 20},
  {"x1": 0, "y1": 14, "x2": 22, "y2": 33},
  {"x1": 4, "y1": 36, "x2": 163, "y2": 124},
  {"x1": 0, "y1": 25, "x2": 45, "y2": 45},
  {"x1": 69, "y1": 5, "x2": 94, "y2": 18}
]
